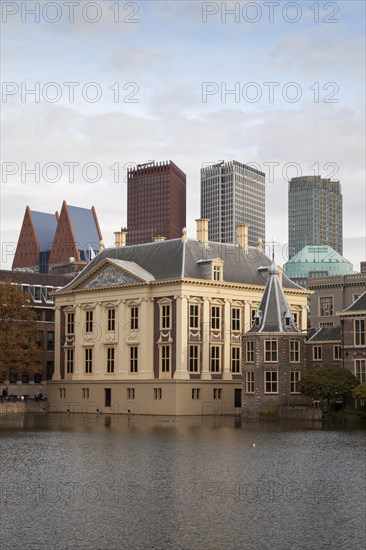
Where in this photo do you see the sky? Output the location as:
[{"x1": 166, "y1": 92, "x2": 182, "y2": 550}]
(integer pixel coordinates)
[{"x1": 1, "y1": 0, "x2": 365, "y2": 270}]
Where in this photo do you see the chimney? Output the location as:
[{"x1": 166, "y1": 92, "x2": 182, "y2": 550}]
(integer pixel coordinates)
[
  {"x1": 153, "y1": 236, "x2": 166, "y2": 242},
  {"x1": 114, "y1": 229, "x2": 127, "y2": 248},
  {"x1": 196, "y1": 218, "x2": 209, "y2": 246},
  {"x1": 277, "y1": 265, "x2": 283, "y2": 285},
  {"x1": 257, "y1": 238, "x2": 264, "y2": 253},
  {"x1": 236, "y1": 224, "x2": 249, "y2": 252}
]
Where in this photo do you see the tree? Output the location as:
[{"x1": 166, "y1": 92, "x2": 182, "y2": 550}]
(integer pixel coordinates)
[
  {"x1": 352, "y1": 383, "x2": 366, "y2": 401},
  {"x1": 0, "y1": 280, "x2": 43, "y2": 381},
  {"x1": 299, "y1": 365, "x2": 359, "y2": 411}
]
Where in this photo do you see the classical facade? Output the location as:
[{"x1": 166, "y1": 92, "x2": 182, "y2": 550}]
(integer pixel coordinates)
[
  {"x1": 308, "y1": 265, "x2": 366, "y2": 328},
  {"x1": 242, "y1": 263, "x2": 310, "y2": 414},
  {"x1": 48, "y1": 222, "x2": 308, "y2": 415}
]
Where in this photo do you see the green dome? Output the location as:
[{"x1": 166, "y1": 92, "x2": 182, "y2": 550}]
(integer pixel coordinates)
[{"x1": 284, "y1": 245, "x2": 355, "y2": 281}]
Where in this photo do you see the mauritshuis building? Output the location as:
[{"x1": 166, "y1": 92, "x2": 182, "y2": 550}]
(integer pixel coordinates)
[
  {"x1": 126, "y1": 161, "x2": 186, "y2": 245},
  {"x1": 48, "y1": 221, "x2": 308, "y2": 415},
  {"x1": 200, "y1": 160, "x2": 266, "y2": 247},
  {"x1": 288, "y1": 175, "x2": 343, "y2": 259}
]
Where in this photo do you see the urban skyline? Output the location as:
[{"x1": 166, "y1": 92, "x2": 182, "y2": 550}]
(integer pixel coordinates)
[
  {"x1": 201, "y1": 160, "x2": 265, "y2": 247},
  {"x1": 2, "y1": 2, "x2": 365, "y2": 270},
  {"x1": 288, "y1": 175, "x2": 343, "y2": 258}
]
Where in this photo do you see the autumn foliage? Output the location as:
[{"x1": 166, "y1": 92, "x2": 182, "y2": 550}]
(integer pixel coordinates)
[{"x1": 0, "y1": 280, "x2": 43, "y2": 381}]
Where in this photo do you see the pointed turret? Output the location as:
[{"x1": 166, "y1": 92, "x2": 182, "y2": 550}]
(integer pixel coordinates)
[{"x1": 249, "y1": 262, "x2": 299, "y2": 333}]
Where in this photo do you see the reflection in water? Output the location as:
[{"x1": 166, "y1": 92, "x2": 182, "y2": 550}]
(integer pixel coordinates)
[{"x1": 0, "y1": 414, "x2": 365, "y2": 550}]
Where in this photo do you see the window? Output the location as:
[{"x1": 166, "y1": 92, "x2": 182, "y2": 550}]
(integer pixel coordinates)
[
  {"x1": 85, "y1": 348, "x2": 93, "y2": 373},
  {"x1": 107, "y1": 347, "x2": 115, "y2": 373},
  {"x1": 290, "y1": 371, "x2": 301, "y2": 393},
  {"x1": 313, "y1": 346, "x2": 322, "y2": 361},
  {"x1": 130, "y1": 307, "x2": 139, "y2": 330},
  {"x1": 192, "y1": 388, "x2": 200, "y2": 400},
  {"x1": 333, "y1": 345, "x2": 342, "y2": 360},
  {"x1": 213, "y1": 388, "x2": 222, "y2": 400},
  {"x1": 211, "y1": 306, "x2": 221, "y2": 330},
  {"x1": 265, "y1": 340, "x2": 278, "y2": 362},
  {"x1": 59, "y1": 388, "x2": 66, "y2": 399},
  {"x1": 160, "y1": 304, "x2": 171, "y2": 329},
  {"x1": 45, "y1": 310, "x2": 54, "y2": 322},
  {"x1": 127, "y1": 388, "x2": 135, "y2": 400},
  {"x1": 154, "y1": 388, "x2": 162, "y2": 400},
  {"x1": 44, "y1": 287, "x2": 54, "y2": 303},
  {"x1": 189, "y1": 345, "x2": 199, "y2": 372},
  {"x1": 161, "y1": 345, "x2": 170, "y2": 373},
  {"x1": 33, "y1": 286, "x2": 41, "y2": 302},
  {"x1": 213, "y1": 264, "x2": 222, "y2": 281},
  {"x1": 82, "y1": 388, "x2": 89, "y2": 399},
  {"x1": 107, "y1": 308, "x2": 115, "y2": 331},
  {"x1": 210, "y1": 346, "x2": 221, "y2": 372},
  {"x1": 47, "y1": 331, "x2": 55, "y2": 351},
  {"x1": 355, "y1": 360, "x2": 366, "y2": 383},
  {"x1": 66, "y1": 312, "x2": 74, "y2": 335},
  {"x1": 246, "y1": 340, "x2": 254, "y2": 363},
  {"x1": 292, "y1": 312, "x2": 298, "y2": 326},
  {"x1": 105, "y1": 388, "x2": 111, "y2": 407},
  {"x1": 246, "y1": 371, "x2": 254, "y2": 393},
  {"x1": 231, "y1": 347, "x2": 241, "y2": 373},
  {"x1": 354, "y1": 319, "x2": 365, "y2": 347},
  {"x1": 290, "y1": 340, "x2": 300, "y2": 362},
  {"x1": 66, "y1": 349, "x2": 74, "y2": 374},
  {"x1": 189, "y1": 304, "x2": 199, "y2": 329},
  {"x1": 231, "y1": 308, "x2": 241, "y2": 332},
  {"x1": 264, "y1": 371, "x2": 278, "y2": 394},
  {"x1": 85, "y1": 310, "x2": 93, "y2": 333},
  {"x1": 320, "y1": 296, "x2": 334, "y2": 316},
  {"x1": 130, "y1": 346, "x2": 138, "y2": 373}
]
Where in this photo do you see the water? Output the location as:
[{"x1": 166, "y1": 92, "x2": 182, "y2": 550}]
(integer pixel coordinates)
[{"x1": 0, "y1": 414, "x2": 365, "y2": 550}]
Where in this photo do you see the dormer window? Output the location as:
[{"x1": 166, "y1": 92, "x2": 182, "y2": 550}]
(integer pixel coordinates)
[{"x1": 213, "y1": 264, "x2": 222, "y2": 281}]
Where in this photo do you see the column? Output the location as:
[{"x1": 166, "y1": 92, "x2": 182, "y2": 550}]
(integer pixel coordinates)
[
  {"x1": 222, "y1": 300, "x2": 231, "y2": 380},
  {"x1": 174, "y1": 295, "x2": 190, "y2": 379},
  {"x1": 53, "y1": 306, "x2": 62, "y2": 380},
  {"x1": 139, "y1": 298, "x2": 155, "y2": 379},
  {"x1": 201, "y1": 298, "x2": 211, "y2": 380}
]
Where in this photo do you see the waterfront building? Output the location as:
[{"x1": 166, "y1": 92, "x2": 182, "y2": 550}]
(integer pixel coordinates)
[
  {"x1": 200, "y1": 160, "x2": 265, "y2": 246},
  {"x1": 308, "y1": 261, "x2": 366, "y2": 328},
  {"x1": 48, "y1": 220, "x2": 308, "y2": 415},
  {"x1": 0, "y1": 270, "x2": 68, "y2": 391},
  {"x1": 288, "y1": 176, "x2": 343, "y2": 258},
  {"x1": 127, "y1": 161, "x2": 186, "y2": 245},
  {"x1": 338, "y1": 292, "x2": 366, "y2": 384},
  {"x1": 242, "y1": 262, "x2": 310, "y2": 414}
]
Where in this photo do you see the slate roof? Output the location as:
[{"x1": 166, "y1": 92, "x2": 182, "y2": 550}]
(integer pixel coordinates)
[
  {"x1": 342, "y1": 290, "x2": 366, "y2": 313},
  {"x1": 248, "y1": 263, "x2": 300, "y2": 334},
  {"x1": 307, "y1": 326, "x2": 341, "y2": 342},
  {"x1": 58, "y1": 239, "x2": 307, "y2": 292},
  {"x1": 31, "y1": 210, "x2": 58, "y2": 251},
  {"x1": 0, "y1": 269, "x2": 68, "y2": 286},
  {"x1": 67, "y1": 205, "x2": 101, "y2": 255}
]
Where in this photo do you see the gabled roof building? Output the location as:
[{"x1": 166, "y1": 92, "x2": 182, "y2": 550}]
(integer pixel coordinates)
[{"x1": 48, "y1": 221, "x2": 309, "y2": 415}]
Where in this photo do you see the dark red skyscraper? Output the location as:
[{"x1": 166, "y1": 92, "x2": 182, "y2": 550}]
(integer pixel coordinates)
[{"x1": 127, "y1": 161, "x2": 186, "y2": 245}]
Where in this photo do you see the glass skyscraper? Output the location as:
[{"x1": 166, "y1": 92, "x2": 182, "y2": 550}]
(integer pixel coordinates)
[
  {"x1": 288, "y1": 175, "x2": 343, "y2": 259},
  {"x1": 200, "y1": 160, "x2": 265, "y2": 246}
]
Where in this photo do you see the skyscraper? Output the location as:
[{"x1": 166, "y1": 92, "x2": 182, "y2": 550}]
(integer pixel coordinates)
[
  {"x1": 127, "y1": 161, "x2": 186, "y2": 245},
  {"x1": 200, "y1": 160, "x2": 265, "y2": 246},
  {"x1": 288, "y1": 176, "x2": 343, "y2": 259}
]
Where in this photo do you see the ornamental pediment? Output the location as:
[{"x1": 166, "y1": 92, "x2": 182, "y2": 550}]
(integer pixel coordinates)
[{"x1": 74, "y1": 259, "x2": 155, "y2": 290}]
